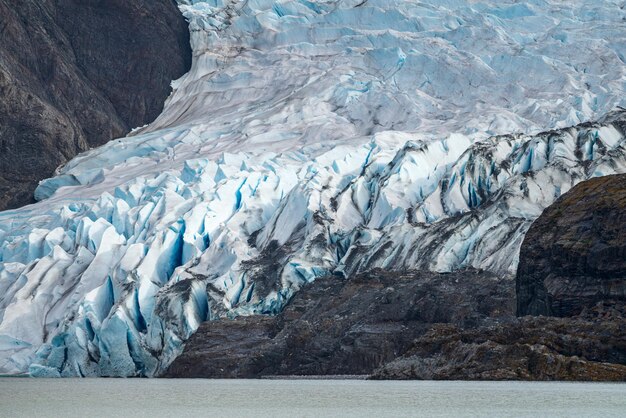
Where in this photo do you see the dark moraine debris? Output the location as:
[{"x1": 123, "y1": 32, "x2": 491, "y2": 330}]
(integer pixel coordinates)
[
  {"x1": 163, "y1": 269, "x2": 513, "y2": 378},
  {"x1": 0, "y1": 0, "x2": 192, "y2": 209},
  {"x1": 516, "y1": 174, "x2": 626, "y2": 317}
]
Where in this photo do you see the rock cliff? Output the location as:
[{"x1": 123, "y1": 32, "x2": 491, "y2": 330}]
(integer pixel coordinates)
[
  {"x1": 0, "y1": 0, "x2": 191, "y2": 209},
  {"x1": 516, "y1": 174, "x2": 626, "y2": 317}
]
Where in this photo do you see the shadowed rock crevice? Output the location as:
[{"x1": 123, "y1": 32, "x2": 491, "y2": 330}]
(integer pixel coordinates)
[{"x1": 0, "y1": 0, "x2": 191, "y2": 209}]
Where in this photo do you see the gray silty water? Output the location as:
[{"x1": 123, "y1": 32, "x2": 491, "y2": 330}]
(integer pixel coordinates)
[{"x1": 0, "y1": 379, "x2": 625, "y2": 417}]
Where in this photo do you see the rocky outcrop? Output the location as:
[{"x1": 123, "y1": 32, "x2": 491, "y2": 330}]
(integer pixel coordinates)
[
  {"x1": 373, "y1": 174, "x2": 626, "y2": 380},
  {"x1": 516, "y1": 174, "x2": 626, "y2": 317},
  {"x1": 374, "y1": 174, "x2": 626, "y2": 380},
  {"x1": 166, "y1": 268, "x2": 625, "y2": 381},
  {"x1": 0, "y1": 0, "x2": 191, "y2": 209},
  {"x1": 164, "y1": 269, "x2": 513, "y2": 378},
  {"x1": 165, "y1": 173, "x2": 626, "y2": 381},
  {"x1": 372, "y1": 302, "x2": 626, "y2": 381}
]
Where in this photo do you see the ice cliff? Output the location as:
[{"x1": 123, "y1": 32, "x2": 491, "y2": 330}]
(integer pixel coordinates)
[{"x1": 0, "y1": 0, "x2": 625, "y2": 376}]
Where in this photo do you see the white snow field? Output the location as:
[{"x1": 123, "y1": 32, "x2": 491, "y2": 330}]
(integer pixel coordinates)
[{"x1": 1, "y1": 0, "x2": 626, "y2": 376}]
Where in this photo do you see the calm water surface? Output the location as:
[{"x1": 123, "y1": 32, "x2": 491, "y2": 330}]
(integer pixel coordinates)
[{"x1": 0, "y1": 378, "x2": 624, "y2": 417}]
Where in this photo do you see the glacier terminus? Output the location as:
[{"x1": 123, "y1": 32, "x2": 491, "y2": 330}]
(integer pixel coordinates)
[{"x1": 0, "y1": 0, "x2": 625, "y2": 376}]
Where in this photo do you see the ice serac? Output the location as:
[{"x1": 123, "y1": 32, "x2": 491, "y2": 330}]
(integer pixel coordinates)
[{"x1": 0, "y1": 0, "x2": 625, "y2": 376}]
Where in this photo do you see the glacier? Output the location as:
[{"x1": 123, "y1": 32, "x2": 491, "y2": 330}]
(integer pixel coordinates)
[{"x1": 1, "y1": 0, "x2": 626, "y2": 376}]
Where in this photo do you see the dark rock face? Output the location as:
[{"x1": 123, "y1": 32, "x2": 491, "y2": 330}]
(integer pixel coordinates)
[
  {"x1": 516, "y1": 174, "x2": 626, "y2": 317},
  {"x1": 0, "y1": 0, "x2": 191, "y2": 209},
  {"x1": 166, "y1": 268, "x2": 625, "y2": 381},
  {"x1": 164, "y1": 269, "x2": 513, "y2": 378},
  {"x1": 372, "y1": 302, "x2": 626, "y2": 381}
]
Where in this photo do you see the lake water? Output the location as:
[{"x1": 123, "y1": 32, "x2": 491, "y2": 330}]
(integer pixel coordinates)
[{"x1": 0, "y1": 378, "x2": 624, "y2": 417}]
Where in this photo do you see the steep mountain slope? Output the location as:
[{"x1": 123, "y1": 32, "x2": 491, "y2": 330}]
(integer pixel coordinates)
[
  {"x1": 0, "y1": 0, "x2": 625, "y2": 376},
  {"x1": 0, "y1": 0, "x2": 191, "y2": 209}
]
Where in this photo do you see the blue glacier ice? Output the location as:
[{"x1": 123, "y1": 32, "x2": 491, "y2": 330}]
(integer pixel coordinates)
[{"x1": 1, "y1": 0, "x2": 626, "y2": 376}]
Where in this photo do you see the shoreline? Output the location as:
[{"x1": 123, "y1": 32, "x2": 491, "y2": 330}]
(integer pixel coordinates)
[{"x1": 260, "y1": 375, "x2": 369, "y2": 380}]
